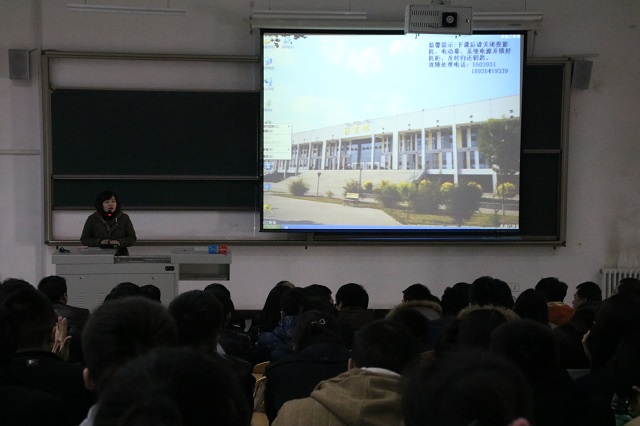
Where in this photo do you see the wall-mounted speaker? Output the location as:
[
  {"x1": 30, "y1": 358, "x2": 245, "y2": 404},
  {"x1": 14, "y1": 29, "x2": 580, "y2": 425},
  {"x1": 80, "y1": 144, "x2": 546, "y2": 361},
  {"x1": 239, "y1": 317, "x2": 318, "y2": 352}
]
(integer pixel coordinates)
[
  {"x1": 571, "y1": 59, "x2": 593, "y2": 89},
  {"x1": 9, "y1": 49, "x2": 30, "y2": 80}
]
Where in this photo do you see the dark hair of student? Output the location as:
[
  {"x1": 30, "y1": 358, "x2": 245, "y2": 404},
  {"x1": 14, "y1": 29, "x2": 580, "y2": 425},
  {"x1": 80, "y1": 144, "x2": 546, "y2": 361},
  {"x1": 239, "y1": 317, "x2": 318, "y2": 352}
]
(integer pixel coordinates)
[
  {"x1": 335, "y1": 283, "x2": 369, "y2": 309},
  {"x1": 350, "y1": 319, "x2": 420, "y2": 375},
  {"x1": 0, "y1": 277, "x2": 33, "y2": 305},
  {"x1": 81, "y1": 296, "x2": 178, "y2": 393},
  {"x1": 37, "y1": 275, "x2": 68, "y2": 303},
  {"x1": 168, "y1": 290, "x2": 224, "y2": 347},
  {"x1": 575, "y1": 281, "x2": 603, "y2": 302},
  {"x1": 458, "y1": 308, "x2": 509, "y2": 350},
  {"x1": 403, "y1": 349, "x2": 533, "y2": 426},
  {"x1": 292, "y1": 310, "x2": 342, "y2": 352},
  {"x1": 139, "y1": 284, "x2": 161, "y2": 303},
  {"x1": 257, "y1": 281, "x2": 295, "y2": 333},
  {"x1": 535, "y1": 277, "x2": 568, "y2": 302},
  {"x1": 440, "y1": 282, "x2": 470, "y2": 317},
  {"x1": 1, "y1": 288, "x2": 57, "y2": 349},
  {"x1": 468, "y1": 276, "x2": 514, "y2": 309},
  {"x1": 280, "y1": 287, "x2": 309, "y2": 317},
  {"x1": 513, "y1": 289, "x2": 549, "y2": 325},
  {"x1": 386, "y1": 306, "x2": 430, "y2": 344},
  {"x1": 94, "y1": 348, "x2": 251, "y2": 426}
]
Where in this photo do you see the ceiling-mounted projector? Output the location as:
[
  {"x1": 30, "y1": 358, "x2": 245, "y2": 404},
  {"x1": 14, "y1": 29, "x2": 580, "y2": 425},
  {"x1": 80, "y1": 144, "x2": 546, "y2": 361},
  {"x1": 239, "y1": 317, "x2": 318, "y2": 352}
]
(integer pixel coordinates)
[{"x1": 405, "y1": 5, "x2": 473, "y2": 34}]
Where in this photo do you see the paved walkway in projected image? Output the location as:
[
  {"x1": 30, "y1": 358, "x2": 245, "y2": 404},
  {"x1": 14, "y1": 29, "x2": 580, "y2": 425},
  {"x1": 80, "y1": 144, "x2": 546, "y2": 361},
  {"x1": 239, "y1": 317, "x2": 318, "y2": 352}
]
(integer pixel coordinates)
[{"x1": 264, "y1": 194, "x2": 401, "y2": 226}]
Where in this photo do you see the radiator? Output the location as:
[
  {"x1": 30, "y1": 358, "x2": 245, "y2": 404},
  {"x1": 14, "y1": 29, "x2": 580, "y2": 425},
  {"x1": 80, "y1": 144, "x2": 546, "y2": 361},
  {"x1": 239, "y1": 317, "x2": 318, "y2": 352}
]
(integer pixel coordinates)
[{"x1": 601, "y1": 268, "x2": 640, "y2": 297}]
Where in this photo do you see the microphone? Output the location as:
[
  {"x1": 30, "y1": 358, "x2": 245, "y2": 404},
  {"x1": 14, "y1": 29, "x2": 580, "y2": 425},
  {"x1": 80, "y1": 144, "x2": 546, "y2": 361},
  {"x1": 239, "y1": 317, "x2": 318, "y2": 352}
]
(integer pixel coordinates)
[{"x1": 107, "y1": 209, "x2": 113, "y2": 218}]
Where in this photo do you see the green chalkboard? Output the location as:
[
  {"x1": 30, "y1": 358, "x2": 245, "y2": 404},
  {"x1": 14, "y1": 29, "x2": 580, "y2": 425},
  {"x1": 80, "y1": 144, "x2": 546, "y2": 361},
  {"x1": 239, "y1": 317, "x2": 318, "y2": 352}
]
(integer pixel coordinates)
[{"x1": 51, "y1": 89, "x2": 259, "y2": 209}]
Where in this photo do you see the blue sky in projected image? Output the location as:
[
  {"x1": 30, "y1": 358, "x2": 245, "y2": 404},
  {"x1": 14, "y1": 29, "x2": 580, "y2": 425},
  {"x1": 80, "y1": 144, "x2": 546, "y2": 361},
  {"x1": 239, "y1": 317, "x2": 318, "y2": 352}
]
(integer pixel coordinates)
[{"x1": 263, "y1": 33, "x2": 522, "y2": 132}]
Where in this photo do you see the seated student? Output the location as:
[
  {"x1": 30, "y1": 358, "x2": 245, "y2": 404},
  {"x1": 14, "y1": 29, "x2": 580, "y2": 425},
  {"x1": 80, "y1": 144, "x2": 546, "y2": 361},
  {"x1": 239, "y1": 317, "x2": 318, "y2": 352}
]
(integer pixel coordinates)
[
  {"x1": 93, "y1": 348, "x2": 251, "y2": 426},
  {"x1": 491, "y1": 319, "x2": 614, "y2": 426},
  {"x1": 250, "y1": 281, "x2": 296, "y2": 343},
  {"x1": 38, "y1": 275, "x2": 90, "y2": 363},
  {"x1": 167, "y1": 290, "x2": 255, "y2": 407},
  {"x1": 256, "y1": 287, "x2": 309, "y2": 363},
  {"x1": 614, "y1": 277, "x2": 640, "y2": 297},
  {"x1": 572, "y1": 281, "x2": 603, "y2": 309},
  {"x1": 0, "y1": 277, "x2": 33, "y2": 305},
  {"x1": 335, "y1": 283, "x2": 376, "y2": 336},
  {"x1": 403, "y1": 350, "x2": 534, "y2": 426},
  {"x1": 272, "y1": 320, "x2": 420, "y2": 426},
  {"x1": 610, "y1": 334, "x2": 640, "y2": 426},
  {"x1": 139, "y1": 284, "x2": 161, "y2": 303},
  {"x1": 80, "y1": 296, "x2": 178, "y2": 425},
  {"x1": 469, "y1": 276, "x2": 515, "y2": 309},
  {"x1": 513, "y1": 288, "x2": 549, "y2": 325},
  {"x1": 1, "y1": 301, "x2": 71, "y2": 426},
  {"x1": 204, "y1": 282, "x2": 245, "y2": 332},
  {"x1": 103, "y1": 281, "x2": 140, "y2": 302},
  {"x1": 535, "y1": 277, "x2": 573, "y2": 326},
  {"x1": 397, "y1": 283, "x2": 444, "y2": 350},
  {"x1": 205, "y1": 286, "x2": 255, "y2": 365},
  {"x1": 3, "y1": 287, "x2": 95, "y2": 425},
  {"x1": 264, "y1": 309, "x2": 350, "y2": 422}
]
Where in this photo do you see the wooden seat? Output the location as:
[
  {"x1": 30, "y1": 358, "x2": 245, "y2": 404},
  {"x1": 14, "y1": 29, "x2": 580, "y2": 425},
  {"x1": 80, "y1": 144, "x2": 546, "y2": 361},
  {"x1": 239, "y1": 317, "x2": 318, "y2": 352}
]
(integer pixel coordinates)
[
  {"x1": 253, "y1": 361, "x2": 270, "y2": 375},
  {"x1": 343, "y1": 192, "x2": 360, "y2": 206}
]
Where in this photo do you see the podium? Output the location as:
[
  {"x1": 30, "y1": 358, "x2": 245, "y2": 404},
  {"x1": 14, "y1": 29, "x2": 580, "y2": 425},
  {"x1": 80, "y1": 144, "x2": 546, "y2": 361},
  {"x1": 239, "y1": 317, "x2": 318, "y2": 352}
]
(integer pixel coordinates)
[{"x1": 52, "y1": 247, "x2": 232, "y2": 310}]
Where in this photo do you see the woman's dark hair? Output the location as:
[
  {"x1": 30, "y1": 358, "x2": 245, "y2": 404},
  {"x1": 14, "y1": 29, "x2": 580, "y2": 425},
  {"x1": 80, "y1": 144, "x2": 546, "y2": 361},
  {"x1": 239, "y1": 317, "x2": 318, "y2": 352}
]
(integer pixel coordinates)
[
  {"x1": 513, "y1": 289, "x2": 549, "y2": 325},
  {"x1": 95, "y1": 348, "x2": 251, "y2": 426},
  {"x1": 292, "y1": 310, "x2": 342, "y2": 352},
  {"x1": 404, "y1": 350, "x2": 533, "y2": 426},
  {"x1": 94, "y1": 190, "x2": 121, "y2": 213},
  {"x1": 257, "y1": 281, "x2": 294, "y2": 332},
  {"x1": 440, "y1": 282, "x2": 470, "y2": 317},
  {"x1": 458, "y1": 308, "x2": 509, "y2": 350}
]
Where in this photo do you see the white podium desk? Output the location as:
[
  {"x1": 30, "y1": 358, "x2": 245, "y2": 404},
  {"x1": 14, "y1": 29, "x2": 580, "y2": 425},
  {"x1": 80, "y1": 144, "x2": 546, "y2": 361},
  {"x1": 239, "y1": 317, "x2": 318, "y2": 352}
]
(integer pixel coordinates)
[{"x1": 52, "y1": 247, "x2": 232, "y2": 310}]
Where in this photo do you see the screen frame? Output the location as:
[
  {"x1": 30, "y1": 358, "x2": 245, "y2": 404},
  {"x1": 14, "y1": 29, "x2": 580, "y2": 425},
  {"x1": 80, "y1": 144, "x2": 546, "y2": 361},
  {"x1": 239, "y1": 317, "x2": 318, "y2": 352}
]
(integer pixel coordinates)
[{"x1": 258, "y1": 29, "x2": 569, "y2": 245}]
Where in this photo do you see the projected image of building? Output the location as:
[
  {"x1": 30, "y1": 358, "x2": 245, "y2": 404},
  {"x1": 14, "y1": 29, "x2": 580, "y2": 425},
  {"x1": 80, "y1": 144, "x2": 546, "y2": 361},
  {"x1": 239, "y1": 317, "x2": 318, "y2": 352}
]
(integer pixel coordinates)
[{"x1": 269, "y1": 95, "x2": 519, "y2": 192}]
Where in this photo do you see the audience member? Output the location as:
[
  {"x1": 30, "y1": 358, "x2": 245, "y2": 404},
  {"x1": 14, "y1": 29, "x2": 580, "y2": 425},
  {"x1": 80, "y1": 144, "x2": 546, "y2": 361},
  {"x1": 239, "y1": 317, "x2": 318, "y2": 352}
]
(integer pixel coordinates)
[
  {"x1": 94, "y1": 348, "x2": 251, "y2": 426},
  {"x1": 0, "y1": 296, "x2": 69, "y2": 426},
  {"x1": 305, "y1": 284, "x2": 334, "y2": 304},
  {"x1": 397, "y1": 283, "x2": 445, "y2": 350},
  {"x1": 250, "y1": 280, "x2": 295, "y2": 342},
  {"x1": 535, "y1": 277, "x2": 573, "y2": 326},
  {"x1": 457, "y1": 306, "x2": 510, "y2": 350},
  {"x1": 0, "y1": 277, "x2": 33, "y2": 305},
  {"x1": 610, "y1": 334, "x2": 640, "y2": 426},
  {"x1": 577, "y1": 293, "x2": 640, "y2": 423},
  {"x1": 491, "y1": 319, "x2": 613, "y2": 426},
  {"x1": 386, "y1": 305, "x2": 430, "y2": 350},
  {"x1": 468, "y1": 275, "x2": 514, "y2": 309},
  {"x1": 3, "y1": 287, "x2": 95, "y2": 424},
  {"x1": 553, "y1": 322, "x2": 591, "y2": 377},
  {"x1": 80, "y1": 296, "x2": 178, "y2": 425},
  {"x1": 272, "y1": 320, "x2": 420, "y2": 426},
  {"x1": 102, "y1": 281, "x2": 140, "y2": 302},
  {"x1": 440, "y1": 282, "x2": 470, "y2": 318},
  {"x1": 513, "y1": 288, "x2": 549, "y2": 324},
  {"x1": 204, "y1": 282, "x2": 245, "y2": 332},
  {"x1": 38, "y1": 275, "x2": 90, "y2": 363},
  {"x1": 168, "y1": 290, "x2": 255, "y2": 406},
  {"x1": 205, "y1": 285, "x2": 255, "y2": 365},
  {"x1": 404, "y1": 350, "x2": 533, "y2": 426},
  {"x1": 572, "y1": 281, "x2": 603, "y2": 309},
  {"x1": 615, "y1": 277, "x2": 640, "y2": 298},
  {"x1": 139, "y1": 284, "x2": 161, "y2": 302},
  {"x1": 335, "y1": 282, "x2": 375, "y2": 333},
  {"x1": 265, "y1": 309, "x2": 350, "y2": 422},
  {"x1": 256, "y1": 287, "x2": 309, "y2": 362}
]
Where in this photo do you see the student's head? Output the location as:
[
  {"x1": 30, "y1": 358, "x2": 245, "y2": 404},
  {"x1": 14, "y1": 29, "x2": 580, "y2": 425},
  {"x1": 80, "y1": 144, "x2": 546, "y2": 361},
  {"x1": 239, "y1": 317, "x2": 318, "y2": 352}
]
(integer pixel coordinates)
[
  {"x1": 1, "y1": 288, "x2": 57, "y2": 350},
  {"x1": 458, "y1": 307, "x2": 510, "y2": 350},
  {"x1": 38, "y1": 275, "x2": 68, "y2": 304},
  {"x1": 403, "y1": 350, "x2": 533, "y2": 426},
  {"x1": 350, "y1": 319, "x2": 420, "y2": 375},
  {"x1": 94, "y1": 190, "x2": 120, "y2": 214},
  {"x1": 305, "y1": 284, "x2": 333, "y2": 304},
  {"x1": 513, "y1": 289, "x2": 549, "y2": 324},
  {"x1": 204, "y1": 283, "x2": 231, "y2": 298},
  {"x1": 204, "y1": 286, "x2": 234, "y2": 327},
  {"x1": 572, "y1": 281, "x2": 602, "y2": 309},
  {"x1": 259, "y1": 281, "x2": 295, "y2": 332},
  {"x1": 440, "y1": 282, "x2": 470, "y2": 317},
  {"x1": 615, "y1": 277, "x2": 640, "y2": 298},
  {"x1": 534, "y1": 277, "x2": 568, "y2": 303},
  {"x1": 586, "y1": 292, "x2": 640, "y2": 371},
  {"x1": 553, "y1": 322, "x2": 591, "y2": 370},
  {"x1": 469, "y1": 276, "x2": 514, "y2": 309},
  {"x1": 168, "y1": 290, "x2": 224, "y2": 347},
  {"x1": 292, "y1": 310, "x2": 342, "y2": 352},
  {"x1": 94, "y1": 348, "x2": 251, "y2": 426},
  {"x1": 280, "y1": 287, "x2": 309, "y2": 317},
  {"x1": 386, "y1": 306, "x2": 429, "y2": 346},
  {"x1": 402, "y1": 283, "x2": 432, "y2": 302},
  {"x1": 139, "y1": 285, "x2": 161, "y2": 303},
  {"x1": 104, "y1": 281, "x2": 141, "y2": 302},
  {"x1": 336, "y1": 283, "x2": 369, "y2": 309},
  {"x1": 82, "y1": 296, "x2": 178, "y2": 393},
  {"x1": 491, "y1": 319, "x2": 560, "y2": 377},
  {"x1": 0, "y1": 277, "x2": 33, "y2": 305}
]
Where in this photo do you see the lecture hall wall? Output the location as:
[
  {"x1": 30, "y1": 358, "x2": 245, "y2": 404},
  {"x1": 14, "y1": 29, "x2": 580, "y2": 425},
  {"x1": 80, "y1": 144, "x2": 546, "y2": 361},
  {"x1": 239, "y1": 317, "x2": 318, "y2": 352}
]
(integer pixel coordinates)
[{"x1": 1, "y1": 0, "x2": 639, "y2": 309}]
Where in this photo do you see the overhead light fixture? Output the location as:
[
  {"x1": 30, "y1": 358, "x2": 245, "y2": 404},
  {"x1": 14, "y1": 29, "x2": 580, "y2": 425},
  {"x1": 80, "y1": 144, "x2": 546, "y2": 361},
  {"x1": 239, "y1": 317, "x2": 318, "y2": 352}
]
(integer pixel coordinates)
[{"x1": 67, "y1": 3, "x2": 186, "y2": 16}]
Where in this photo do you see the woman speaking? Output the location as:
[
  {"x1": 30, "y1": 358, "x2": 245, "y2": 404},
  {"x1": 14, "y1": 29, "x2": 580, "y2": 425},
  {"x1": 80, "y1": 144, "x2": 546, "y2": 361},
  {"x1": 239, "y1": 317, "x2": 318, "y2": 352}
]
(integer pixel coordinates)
[{"x1": 80, "y1": 190, "x2": 136, "y2": 256}]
